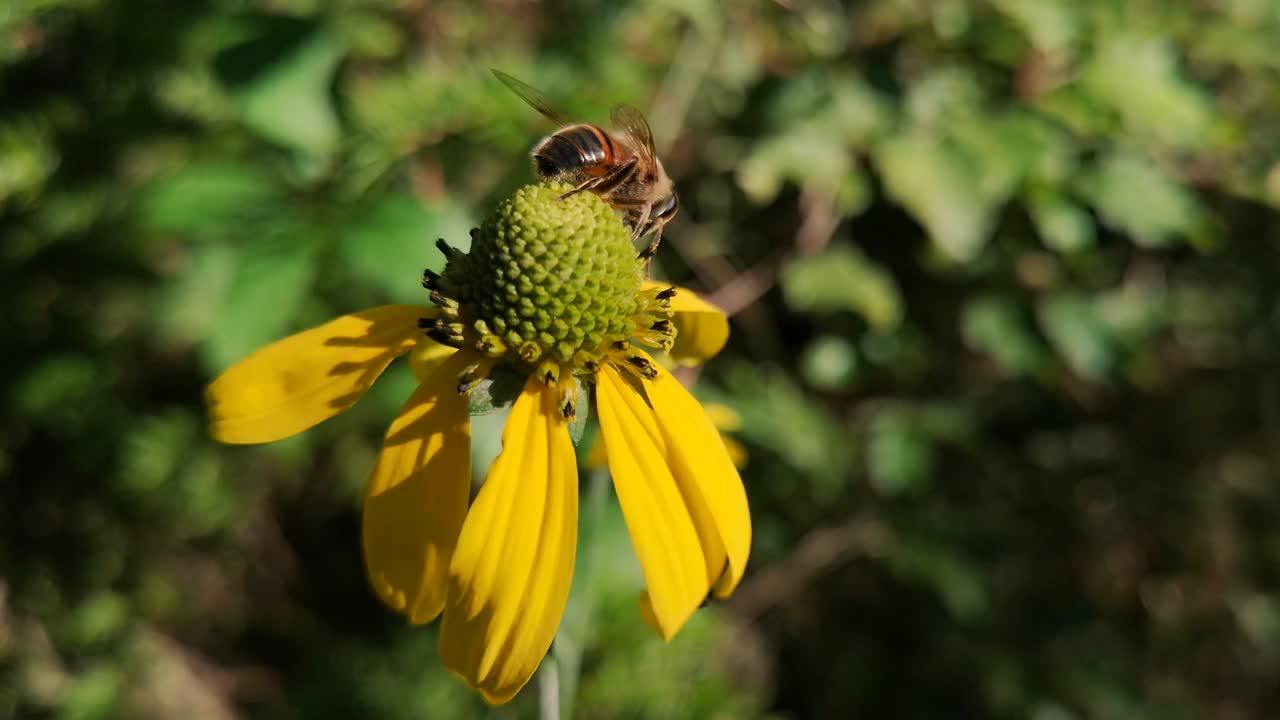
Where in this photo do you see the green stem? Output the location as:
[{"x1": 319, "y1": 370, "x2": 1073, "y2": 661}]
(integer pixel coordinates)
[
  {"x1": 538, "y1": 659, "x2": 560, "y2": 720},
  {"x1": 546, "y1": 465, "x2": 612, "y2": 720}
]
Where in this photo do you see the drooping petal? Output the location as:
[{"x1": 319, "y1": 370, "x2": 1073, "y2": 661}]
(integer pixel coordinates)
[
  {"x1": 596, "y1": 365, "x2": 707, "y2": 640},
  {"x1": 643, "y1": 280, "x2": 729, "y2": 366},
  {"x1": 701, "y1": 402, "x2": 743, "y2": 432},
  {"x1": 702, "y1": 402, "x2": 748, "y2": 469},
  {"x1": 645, "y1": 357, "x2": 752, "y2": 598},
  {"x1": 207, "y1": 305, "x2": 434, "y2": 444},
  {"x1": 440, "y1": 376, "x2": 578, "y2": 704},
  {"x1": 363, "y1": 349, "x2": 471, "y2": 624}
]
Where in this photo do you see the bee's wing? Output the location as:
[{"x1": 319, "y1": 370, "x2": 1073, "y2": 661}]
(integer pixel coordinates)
[
  {"x1": 491, "y1": 69, "x2": 568, "y2": 126},
  {"x1": 610, "y1": 103, "x2": 657, "y2": 161}
]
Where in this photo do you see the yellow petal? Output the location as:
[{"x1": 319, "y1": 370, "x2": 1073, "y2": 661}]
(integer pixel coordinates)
[
  {"x1": 701, "y1": 402, "x2": 743, "y2": 432},
  {"x1": 643, "y1": 280, "x2": 730, "y2": 366},
  {"x1": 702, "y1": 402, "x2": 749, "y2": 467},
  {"x1": 440, "y1": 376, "x2": 578, "y2": 704},
  {"x1": 645, "y1": 358, "x2": 752, "y2": 598},
  {"x1": 584, "y1": 431, "x2": 608, "y2": 469},
  {"x1": 207, "y1": 305, "x2": 433, "y2": 444},
  {"x1": 363, "y1": 349, "x2": 471, "y2": 624},
  {"x1": 596, "y1": 365, "x2": 707, "y2": 640},
  {"x1": 407, "y1": 337, "x2": 458, "y2": 382},
  {"x1": 722, "y1": 436, "x2": 749, "y2": 469}
]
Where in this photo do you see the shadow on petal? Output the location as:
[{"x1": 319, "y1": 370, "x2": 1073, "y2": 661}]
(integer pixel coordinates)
[
  {"x1": 364, "y1": 349, "x2": 472, "y2": 624},
  {"x1": 207, "y1": 305, "x2": 436, "y2": 444}
]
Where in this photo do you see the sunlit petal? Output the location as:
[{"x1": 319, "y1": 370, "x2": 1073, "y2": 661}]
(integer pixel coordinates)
[
  {"x1": 645, "y1": 358, "x2": 752, "y2": 598},
  {"x1": 643, "y1": 280, "x2": 729, "y2": 365},
  {"x1": 207, "y1": 305, "x2": 434, "y2": 444},
  {"x1": 439, "y1": 377, "x2": 578, "y2": 704},
  {"x1": 363, "y1": 349, "x2": 470, "y2": 624},
  {"x1": 596, "y1": 364, "x2": 707, "y2": 640}
]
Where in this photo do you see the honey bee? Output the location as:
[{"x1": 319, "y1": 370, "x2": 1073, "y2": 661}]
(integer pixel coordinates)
[{"x1": 493, "y1": 69, "x2": 678, "y2": 260}]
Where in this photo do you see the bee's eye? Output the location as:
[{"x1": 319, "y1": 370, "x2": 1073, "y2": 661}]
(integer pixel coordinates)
[{"x1": 655, "y1": 193, "x2": 679, "y2": 221}]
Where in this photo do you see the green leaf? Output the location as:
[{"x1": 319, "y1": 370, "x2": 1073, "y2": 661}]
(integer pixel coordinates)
[
  {"x1": 138, "y1": 162, "x2": 281, "y2": 240},
  {"x1": 989, "y1": 0, "x2": 1079, "y2": 54},
  {"x1": 64, "y1": 593, "x2": 130, "y2": 650},
  {"x1": 781, "y1": 246, "x2": 903, "y2": 330},
  {"x1": 116, "y1": 411, "x2": 200, "y2": 495},
  {"x1": 566, "y1": 376, "x2": 590, "y2": 446},
  {"x1": 215, "y1": 19, "x2": 344, "y2": 156},
  {"x1": 1038, "y1": 293, "x2": 1113, "y2": 380},
  {"x1": 800, "y1": 335, "x2": 860, "y2": 390},
  {"x1": 876, "y1": 133, "x2": 994, "y2": 262},
  {"x1": 739, "y1": 70, "x2": 885, "y2": 213},
  {"x1": 737, "y1": 125, "x2": 869, "y2": 213},
  {"x1": 202, "y1": 232, "x2": 319, "y2": 371},
  {"x1": 466, "y1": 364, "x2": 527, "y2": 416},
  {"x1": 154, "y1": 244, "x2": 238, "y2": 347},
  {"x1": 1095, "y1": 281, "x2": 1167, "y2": 343},
  {"x1": 962, "y1": 296, "x2": 1046, "y2": 376},
  {"x1": 889, "y1": 537, "x2": 989, "y2": 621},
  {"x1": 867, "y1": 411, "x2": 935, "y2": 495},
  {"x1": 12, "y1": 354, "x2": 100, "y2": 429},
  {"x1": 1028, "y1": 190, "x2": 1095, "y2": 253},
  {"x1": 951, "y1": 112, "x2": 1072, "y2": 190},
  {"x1": 0, "y1": 119, "x2": 56, "y2": 208},
  {"x1": 717, "y1": 362, "x2": 851, "y2": 501},
  {"x1": 337, "y1": 193, "x2": 476, "y2": 303},
  {"x1": 1077, "y1": 152, "x2": 1206, "y2": 248},
  {"x1": 1080, "y1": 34, "x2": 1216, "y2": 150},
  {"x1": 60, "y1": 665, "x2": 127, "y2": 720}
]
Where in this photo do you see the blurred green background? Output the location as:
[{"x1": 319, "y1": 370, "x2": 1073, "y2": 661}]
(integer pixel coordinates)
[{"x1": 6, "y1": 0, "x2": 1280, "y2": 717}]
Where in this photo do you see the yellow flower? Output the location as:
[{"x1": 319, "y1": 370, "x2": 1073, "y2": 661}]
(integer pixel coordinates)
[
  {"x1": 587, "y1": 401, "x2": 748, "y2": 470},
  {"x1": 206, "y1": 185, "x2": 749, "y2": 704}
]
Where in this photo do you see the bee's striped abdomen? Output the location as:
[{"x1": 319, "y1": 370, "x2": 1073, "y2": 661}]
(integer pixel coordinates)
[{"x1": 532, "y1": 124, "x2": 621, "y2": 180}]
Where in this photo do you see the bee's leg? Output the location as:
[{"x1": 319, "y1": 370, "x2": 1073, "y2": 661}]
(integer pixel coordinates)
[
  {"x1": 557, "y1": 176, "x2": 604, "y2": 200},
  {"x1": 629, "y1": 205, "x2": 666, "y2": 260},
  {"x1": 638, "y1": 225, "x2": 663, "y2": 260},
  {"x1": 557, "y1": 158, "x2": 638, "y2": 201},
  {"x1": 628, "y1": 204, "x2": 652, "y2": 243}
]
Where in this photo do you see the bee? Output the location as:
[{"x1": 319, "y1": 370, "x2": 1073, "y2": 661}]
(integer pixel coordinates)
[{"x1": 493, "y1": 69, "x2": 678, "y2": 260}]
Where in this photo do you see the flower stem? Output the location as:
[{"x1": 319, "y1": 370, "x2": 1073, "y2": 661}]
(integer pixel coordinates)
[
  {"x1": 538, "y1": 659, "x2": 561, "y2": 720},
  {"x1": 545, "y1": 464, "x2": 611, "y2": 720}
]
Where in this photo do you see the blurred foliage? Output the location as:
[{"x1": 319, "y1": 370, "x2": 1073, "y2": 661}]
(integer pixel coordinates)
[{"x1": 6, "y1": 0, "x2": 1280, "y2": 718}]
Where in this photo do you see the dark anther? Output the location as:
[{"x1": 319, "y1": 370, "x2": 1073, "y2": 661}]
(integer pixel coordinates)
[
  {"x1": 428, "y1": 290, "x2": 446, "y2": 306},
  {"x1": 427, "y1": 328, "x2": 461, "y2": 347},
  {"x1": 422, "y1": 269, "x2": 440, "y2": 290},
  {"x1": 435, "y1": 239, "x2": 460, "y2": 260},
  {"x1": 627, "y1": 356, "x2": 653, "y2": 371},
  {"x1": 561, "y1": 400, "x2": 575, "y2": 419},
  {"x1": 543, "y1": 370, "x2": 556, "y2": 385},
  {"x1": 650, "y1": 319, "x2": 671, "y2": 332},
  {"x1": 612, "y1": 340, "x2": 629, "y2": 351},
  {"x1": 417, "y1": 317, "x2": 433, "y2": 329},
  {"x1": 656, "y1": 286, "x2": 678, "y2": 300},
  {"x1": 583, "y1": 360, "x2": 599, "y2": 372}
]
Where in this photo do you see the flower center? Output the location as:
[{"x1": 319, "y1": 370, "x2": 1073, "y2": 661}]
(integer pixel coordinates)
[{"x1": 424, "y1": 184, "x2": 673, "y2": 386}]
